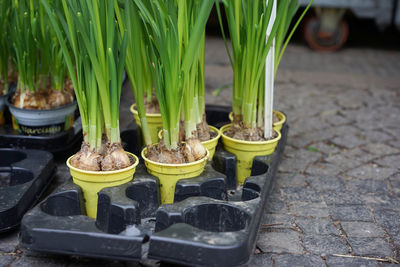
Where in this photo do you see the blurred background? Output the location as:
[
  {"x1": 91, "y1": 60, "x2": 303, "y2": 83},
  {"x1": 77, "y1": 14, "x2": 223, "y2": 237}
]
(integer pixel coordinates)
[{"x1": 207, "y1": 0, "x2": 400, "y2": 51}]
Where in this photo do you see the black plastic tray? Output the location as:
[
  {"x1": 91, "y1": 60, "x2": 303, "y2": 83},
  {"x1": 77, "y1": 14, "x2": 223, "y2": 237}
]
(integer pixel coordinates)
[
  {"x1": 0, "y1": 116, "x2": 82, "y2": 156},
  {"x1": 20, "y1": 106, "x2": 288, "y2": 266},
  {"x1": 0, "y1": 148, "x2": 55, "y2": 232}
]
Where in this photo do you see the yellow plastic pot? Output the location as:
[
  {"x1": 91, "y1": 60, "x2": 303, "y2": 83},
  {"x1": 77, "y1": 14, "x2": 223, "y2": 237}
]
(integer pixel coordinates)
[
  {"x1": 228, "y1": 110, "x2": 286, "y2": 132},
  {"x1": 142, "y1": 147, "x2": 208, "y2": 204},
  {"x1": 273, "y1": 110, "x2": 286, "y2": 132},
  {"x1": 220, "y1": 124, "x2": 281, "y2": 185},
  {"x1": 158, "y1": 125, "x2": 221, "y2": 160},
  {"x1": 202, "y1": 126, "x2": 221, "y2": 160},
  {"x1": 130, "y1": 104, "x2": 162, "y2": 144},
  {"x1": 66, "y1": 152, "x2": 139, "y2": 219}
]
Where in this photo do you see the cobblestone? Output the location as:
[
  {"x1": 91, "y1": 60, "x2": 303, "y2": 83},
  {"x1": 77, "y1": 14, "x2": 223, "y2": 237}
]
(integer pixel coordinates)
[
  {"x1": 346, "y1": 165, "x2": 398, "y2": 180},
  {"x1": 331, "y1": 134, "x2": 367, "y2": 149},
  {"x1": 361, "y1": 130, "x2": 393, "y2": 143},
  {"x1": 0, "y1": 230, "x2": 19, "y2": 253},
  {"x1": 273, "y1": 254, "x2": 325, "y2": 267},
  {"x1": 340, "y1": 221, "x2": 386, "y2": 238},
  {"x1": 10, "y1": 256, "x2": 69, "y2": 267},
  {"x1": 261, "y1": 213, "x2": 293, "y2": 229},
  {"x1": 0, "y1": 256, "x2": 15, "y2": 267},
  {"x1": 264, "y1": 197, "x2": 287, "y2": 214},
  {"x1": 306, "y1": 162, "x2": 342, "y2": 176},
  {"x1": 361, "y1": 143, "x2": 400, "y2": 156},
  {"x1": 373, "y1": 209, "x2": 400, "y2": 239},
  {"x1": 341, "y1": 147, "x2": 380, "y2": 163},
  {"x1": 325, "y1": 256, "x2": 380, "y2": 267},
  {"x1": 347, "y1": 237, "x2": 394, "y2": 257},
  {"x1": 307, "y1": 175, "x2": 346, "y2": 192},
  {"x1": 275, "y1": 173, "x2": 307, "y2": 188},
  {"x1": 324, "y1": 154, "x2": 362, "y2": 171},
  {"x1": 301, "y1": 235, "x2": 349, "y2": 255},
  {"x1": 282, "y1": 187, "x2": 323, "y2": 203},
  {"x1": 345, "y1": 179, "x2": 390, "y2": 194},
  {"x1": 374, "y1": 155, "x2": 400, "y2": 170},
  {"x1": 310, "y1": 141, "x2": 341, "y2": 155},
  {"x1": 328, "y1": 205, "x2": 374, "y2": 222},
  {"x1": 289, "y1": 202, "x2": 330, "y2": 218},
  {"x1": 248, "y1": 253, "x2": 273, "y2": 267},
  {"x1": 257, "y1": 230, "x2": 303, "y2": 254},
  {"x1": 295, "y1": 217, "x2": 338, "y2": 235},
  {"x1": 321, "y1": 191, "x2": 364, "y2": 205},
  {"x1": 363, "y1": 194, "x2": 400, "y2": 211}
]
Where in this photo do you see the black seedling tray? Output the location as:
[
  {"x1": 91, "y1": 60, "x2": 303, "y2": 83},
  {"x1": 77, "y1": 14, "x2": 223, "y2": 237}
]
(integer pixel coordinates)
[
  {"x1": 20, "y1": 106, "x2": 288, "y2": 266},
  {"x1": 0, "y1": 115, "x2": 82, "y2": 156},
  {"x1": 0, "y1": 148, "x2": 55, "y2": 232}
]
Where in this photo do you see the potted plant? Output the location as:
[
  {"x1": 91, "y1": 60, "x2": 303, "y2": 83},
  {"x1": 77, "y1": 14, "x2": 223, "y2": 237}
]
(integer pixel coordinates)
[
  {"x1": 6, "y1": 0, "x2": 76, "y2": 135},
  {"x1": 132, "y1": 0, "x2": 214, "y2": 204},
  {"x1": 0, "y1": 0, "x2": 11, "y2": 125},
  {"x1": 114, "y1": 0, "x2": 160, "y2": 146},
  {"x1": 216, "y1": 0, "x2": 313, "y2": 184},
  {"x1": 41, "y1": 0, "x2": 138, "y2": 219}
]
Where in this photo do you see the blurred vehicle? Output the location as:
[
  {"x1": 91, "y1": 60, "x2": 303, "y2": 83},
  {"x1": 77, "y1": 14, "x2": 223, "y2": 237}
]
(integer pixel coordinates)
[{"x1": 299, "y1": 0, "x2": 400, "y2": 51}]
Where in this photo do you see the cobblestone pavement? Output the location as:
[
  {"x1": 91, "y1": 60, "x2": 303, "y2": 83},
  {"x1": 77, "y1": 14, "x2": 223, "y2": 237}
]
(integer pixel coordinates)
[{"x1": 1, "y1": 37, "x2": 400, "y2": 266}]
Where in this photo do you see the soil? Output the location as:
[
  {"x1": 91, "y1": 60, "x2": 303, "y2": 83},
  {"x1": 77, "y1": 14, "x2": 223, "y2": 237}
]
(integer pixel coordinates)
[
  {"x1": 70, "y1": 142, "x2": 134, "y2": 171},
  {"x1": 209, "y1": 131, "x2": 218, "y2": 139},
  {"x1": 144, "y1": 95, "x2": 160, "y2": 114},
  {"x1": 196, "y1": 114, "x2": 211, "y2": 141},
  {"x1": 12, "y1": 89, "x2": 73, "y2": 110},
  {"x1": 273, "y1": 112, "x2": 280, "y2": 123},
  {"x1": 226, "y1": 120, "x2": 278, "y2": 142},
  {"x1": 147, "y1": 137, "x2": 207, "y2": 164},
  {"x1": 8, "y1": 61, "x2": 18, "y2": 83},
  {"x1": 178, "y1": 115, "x2": 213, "y2": 142},
  {"x1": 232, "y1": 112, "x2": 280, "y2": 124},
  {"x1": 147, "y1": 142, "x2": 185, "y2": 164},
  {"x1": 133, "y1": 95, "x2": 160, "y2": 114},
  {"x1": 227, "y1": 113, "x2": 279, "y2": 141}
]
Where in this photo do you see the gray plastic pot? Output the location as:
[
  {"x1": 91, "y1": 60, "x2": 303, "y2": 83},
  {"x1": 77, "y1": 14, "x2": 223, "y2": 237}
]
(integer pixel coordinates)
[{"x1": 6, "y1": 94, "x2": 77, "y2": 135}]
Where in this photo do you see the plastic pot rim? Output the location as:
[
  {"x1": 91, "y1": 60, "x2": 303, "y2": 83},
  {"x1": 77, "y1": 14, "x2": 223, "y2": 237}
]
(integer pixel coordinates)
[
  {"x1": 141, "y1": 145, "x2": 209, "y2": 167},
  {"x1": 220, "y1": 123, "x2": 281, "y2": 145},
  {"x1": 229, "y1": 110, "x2": 286, "y2": 126},
  {"x1": 130, "y1": 103, "x2": 161, "y2": 118},
  {"x1": 66, "y1": 152, "x2": 139, "y2": 176},
  {"x1": 158, "y1": 125, "x2": 221, "y2": 144},
  {"x1": 6, "y1": 93, "x2": 77, "y2": 113}
]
